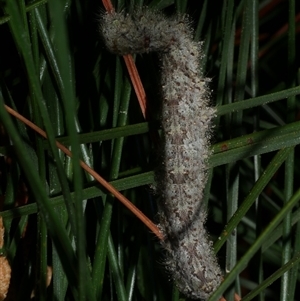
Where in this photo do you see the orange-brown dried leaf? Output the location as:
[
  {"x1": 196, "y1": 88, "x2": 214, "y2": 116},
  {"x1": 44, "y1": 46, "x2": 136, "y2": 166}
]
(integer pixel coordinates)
[{"x1": 0, "y1": 256, "x2": 11, "y2": 300}]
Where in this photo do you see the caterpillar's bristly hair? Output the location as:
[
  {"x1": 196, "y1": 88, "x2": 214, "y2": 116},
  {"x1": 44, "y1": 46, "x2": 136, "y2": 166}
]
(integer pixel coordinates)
[{"x1": 101, "y1": 8, "x2": 222, "y2": 300}]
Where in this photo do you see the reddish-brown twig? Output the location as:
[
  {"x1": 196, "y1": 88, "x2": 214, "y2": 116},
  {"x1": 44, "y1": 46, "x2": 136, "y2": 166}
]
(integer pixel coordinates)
[
  {"x1": 102, "y1": 0, "x2": 148, "y2": 119},
  {"x1": 102, "y1": 0, "x2": 114, "y2": 13},
  {"x1": 4, "y1": 104, "x2": 163, "y2": 241},
  {"x1": 123, "y1": 55, "x2": 147, "y2": 118}
]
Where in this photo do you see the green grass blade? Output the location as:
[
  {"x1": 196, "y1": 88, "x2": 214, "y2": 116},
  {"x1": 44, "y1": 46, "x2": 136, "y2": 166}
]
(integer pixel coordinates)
[
  {"x1": 215, "y1": 148, "x2": 292, "y2": 252},
  {"x1": 210, "y1": 186, "x2": 300, "y2": 301},
  {"x1": 0, "y1": 91, "x2": 78, "y2": 298},
  {"x1": 242, "y1": 251, "x2": 300, "y2": 301}
]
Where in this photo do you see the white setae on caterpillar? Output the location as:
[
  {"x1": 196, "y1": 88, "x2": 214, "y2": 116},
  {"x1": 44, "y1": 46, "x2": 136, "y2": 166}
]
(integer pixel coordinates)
[{"x1": 101, "y1": 7, "x2": 222, "y2": 300}]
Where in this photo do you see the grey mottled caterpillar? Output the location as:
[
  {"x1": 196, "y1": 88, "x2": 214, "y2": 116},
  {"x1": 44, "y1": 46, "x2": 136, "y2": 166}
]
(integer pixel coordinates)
[{"x1": 101, "y1": 8, "x2": 222, "y2": 300}]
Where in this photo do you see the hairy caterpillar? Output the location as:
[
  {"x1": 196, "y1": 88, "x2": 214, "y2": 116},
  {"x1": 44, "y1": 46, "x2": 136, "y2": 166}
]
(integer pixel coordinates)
[{"x1": 101, "y1": 8, "x2": 222, "y2": 300}]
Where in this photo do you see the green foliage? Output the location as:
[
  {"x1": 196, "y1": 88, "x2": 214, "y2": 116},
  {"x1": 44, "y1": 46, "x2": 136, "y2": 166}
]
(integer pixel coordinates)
[{"x1": 0, "y1": 0, "x2": 299, "y2": 300}]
